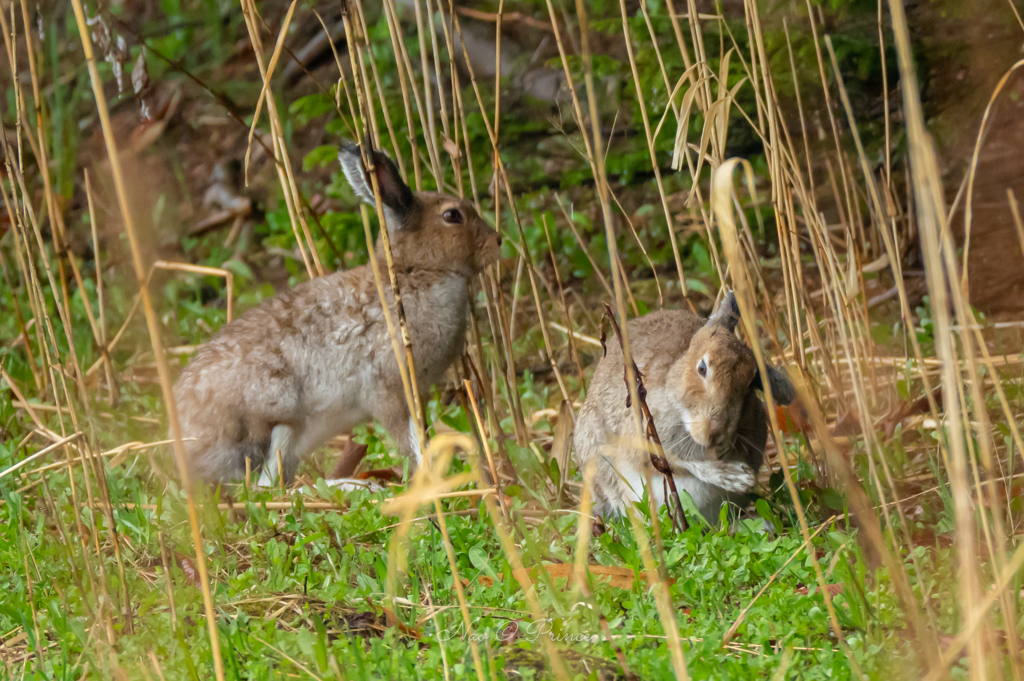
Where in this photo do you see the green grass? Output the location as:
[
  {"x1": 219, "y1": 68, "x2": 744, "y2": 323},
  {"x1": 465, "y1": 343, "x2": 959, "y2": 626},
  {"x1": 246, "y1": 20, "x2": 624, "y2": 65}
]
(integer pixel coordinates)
[{"x1": 0, "y1": 423, "x2": 906, "y2": 679}]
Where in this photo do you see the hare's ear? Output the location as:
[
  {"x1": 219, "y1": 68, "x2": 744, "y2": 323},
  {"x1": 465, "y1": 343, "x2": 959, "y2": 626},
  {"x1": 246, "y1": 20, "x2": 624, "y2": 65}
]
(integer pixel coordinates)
[
  {"x1": 751, "y1": 365, "x2": 796, "y2": 406},
  {"x1": 707, "y1": 290, "x2": 741, "y2": 332},
  {"x1": 339, "y1": 141, "x2": 415, "y2": 229}
]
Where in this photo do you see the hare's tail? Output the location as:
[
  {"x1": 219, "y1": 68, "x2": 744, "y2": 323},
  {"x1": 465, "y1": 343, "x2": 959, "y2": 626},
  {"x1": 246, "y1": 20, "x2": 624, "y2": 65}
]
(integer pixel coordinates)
[{"x1": 675, "y1": 460, "x2": 755, "y2": 493}]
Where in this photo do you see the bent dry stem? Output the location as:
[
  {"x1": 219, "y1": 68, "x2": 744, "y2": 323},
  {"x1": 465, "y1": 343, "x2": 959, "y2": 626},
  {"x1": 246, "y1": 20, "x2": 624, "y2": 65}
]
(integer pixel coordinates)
[{"x1": 601, "y1": 304, "x2": 689, "y2": 532}]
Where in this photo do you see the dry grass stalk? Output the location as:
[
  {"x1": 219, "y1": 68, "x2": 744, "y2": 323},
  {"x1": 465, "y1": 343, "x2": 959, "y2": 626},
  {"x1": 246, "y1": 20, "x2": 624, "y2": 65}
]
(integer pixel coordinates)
[
  {"x1": 959, "y1": 58, "x2": 1024, "y2": 293},
  {"x1": 463, "y1": 379, "x2": 509, "y2": 522},
  {"x1": 0, "y1": 432, "x2": 82, "y2": 481},
  {"x1": 379, "y1": 0, "x2": 436, "y2": 188},
  {"x1": 67, "y1": 1, "x2": 225, "y2": 677},
  {"x1": 616, "y1": 0, "x2": 690, "y2": 297},
  {"x1": 381, "y1": 433, "x2": 489, "y2": 681},
  {"x1": 464, "y1": 317, "x2": 509, "y2": 465},
  {"x1": 152, "y1": 261, "x2": 235, "y2": 322},
  {"x1": 822, "y1": 37, "x2": 942, "y2": 643},
  {"x1": 239, "y1": 0, "x2": 322, "y2": 279},
  {"x1": 243, "y1": 0, "x2": 299, "y2": 184},
  {"x1": 885, "y1": 0, "x2": 977, "y2": 655},
  {"x1": 84, "y1": 171, "x2": 119, "y2": 404},
  {"x1": 439, "y1": 6, "x2": 532, "y2": 443},
  {"x1": 568, "y1": 0, "x2": 691, "y2": 676},
  {"x1": 339, "y1": 4, "x2": 427, "y2": 454},
  {"x1": 3, "y1": 0, "x2": 1021, "y2": 675},
  {"x1": 432, "y1": 428, "x2": 572, "y2": 681},
  {"x1": 1, "y1": 3, "x2": 143, "y2": 639},
  {"x1": 711, "y1": 159, "x2": 865, "y2": 680},
  {"x1": 541, "y1": 216, "x2": 587, "y2": 387},
  {"x1": 722, "y1": 518, "x2": 837, "y2": 647}
]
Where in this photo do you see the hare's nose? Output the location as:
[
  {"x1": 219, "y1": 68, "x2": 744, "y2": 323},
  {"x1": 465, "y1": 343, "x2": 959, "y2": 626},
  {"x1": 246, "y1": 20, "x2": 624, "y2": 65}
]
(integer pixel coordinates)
[
  {"x1": 495, "y1": 234, "x2": 503, "y2": 246},
  {"x1": 707, "y1": 430, "x2": 723, "y2": 448}
]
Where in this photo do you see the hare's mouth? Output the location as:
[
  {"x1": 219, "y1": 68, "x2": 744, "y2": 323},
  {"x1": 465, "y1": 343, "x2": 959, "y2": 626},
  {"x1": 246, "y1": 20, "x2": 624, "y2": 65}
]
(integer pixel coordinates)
[{"x1": 679, "y1": 407, "x2": 710, "y2": 447}]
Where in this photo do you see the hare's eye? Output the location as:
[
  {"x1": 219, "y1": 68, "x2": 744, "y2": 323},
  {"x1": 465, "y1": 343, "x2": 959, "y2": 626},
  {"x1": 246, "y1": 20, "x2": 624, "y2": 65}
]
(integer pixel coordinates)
[
  {"x1": 696, "y1": 358, "x2": 708, "y2": 378},
  {"x1": 443, "y1": 208, "x2": 463, "y2": 224}
]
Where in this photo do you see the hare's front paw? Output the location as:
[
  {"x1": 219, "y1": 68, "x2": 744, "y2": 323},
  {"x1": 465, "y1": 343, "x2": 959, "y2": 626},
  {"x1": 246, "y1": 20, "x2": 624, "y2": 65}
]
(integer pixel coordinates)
[
  {"x1": 714, "y1": 461, "x2": 756, "y2": 493},
  {"x1": 682, "y1": 460, "x2": 756, "y2": 493}
]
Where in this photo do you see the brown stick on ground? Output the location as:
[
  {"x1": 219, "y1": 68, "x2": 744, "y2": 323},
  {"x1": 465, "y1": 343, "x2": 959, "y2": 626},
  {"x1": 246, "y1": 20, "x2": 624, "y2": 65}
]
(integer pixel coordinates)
[{"x1": 601, "y1": 304, "x2": 688, "y2": 532}]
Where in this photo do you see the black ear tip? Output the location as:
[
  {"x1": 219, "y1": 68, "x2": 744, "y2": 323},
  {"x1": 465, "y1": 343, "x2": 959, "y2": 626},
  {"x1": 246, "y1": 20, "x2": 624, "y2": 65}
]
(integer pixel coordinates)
[
  {"x1": 726, "y1": 290, "x2": 739, "y2": 314},
  {"x1": 772, "y1": 369, "x2": 797, "y2": 406},
  {"x1": 339, "y1": 141, "x2": 362, "y2": 159},
  {"x1": 717, "y1": 290, "x2": 740, "y2": 320},
  {"x1": 340, "y1": 136, "x2": 381, "y2": 158},
  {"x1": 753, "y1": 366, "x2": 797, "y2": 406},
  {"x1": 708, "y1": 290, "x2": 741, "y2": 331}
]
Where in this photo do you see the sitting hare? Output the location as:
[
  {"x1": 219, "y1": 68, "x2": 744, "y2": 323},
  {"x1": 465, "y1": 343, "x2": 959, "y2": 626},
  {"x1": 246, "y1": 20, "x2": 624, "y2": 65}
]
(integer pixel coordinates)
[
  {"x1": 172, "y1": 142, "x2": 501, "y2": 487},
  {"x1": 574, "y1": 293, "x2": 795, "y2": 523}
]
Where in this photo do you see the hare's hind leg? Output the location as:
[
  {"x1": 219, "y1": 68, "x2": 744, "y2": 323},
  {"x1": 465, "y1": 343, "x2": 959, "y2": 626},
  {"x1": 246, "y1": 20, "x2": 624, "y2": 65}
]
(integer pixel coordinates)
[
  {"x1": 604, "y1": 455, "x2": 649, "y2": 517},
  {"x1": 373, "y1": 401, "x2": 422, "y2": 474},
  {"x1": 256, "y1": 424, "x2": 298, "y2": 488},
  {"x1": 320, "y1": 437, "x2": 386, "y2": 492}
]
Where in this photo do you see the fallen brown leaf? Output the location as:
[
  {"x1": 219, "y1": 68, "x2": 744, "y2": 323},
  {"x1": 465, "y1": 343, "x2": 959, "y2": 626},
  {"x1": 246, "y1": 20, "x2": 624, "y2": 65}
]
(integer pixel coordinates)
[
  {"x1": 516, "y1": 563, "x2": 671, "y2": 591},
  {"x1": 357, "y1": 467, "x2": 402, "y2": 484},
  {"x1": 775, "y1": 399, "x2": 811, "y2": 436},
  {"x1": 461, "y1": 574, "x2": 496, "y2": 589},
  {"x1": 441, "y1": 134, "x2": 461, "y2": 160},
  {"x1": 794, "y1": 583, "x2": 843, "y2": 596},
  {"x1": 380, "y1": 605, "x2": 422, "y2": 639},
  {"x1": 461, "y1": 563, "x2": 668, "y2": 592}
]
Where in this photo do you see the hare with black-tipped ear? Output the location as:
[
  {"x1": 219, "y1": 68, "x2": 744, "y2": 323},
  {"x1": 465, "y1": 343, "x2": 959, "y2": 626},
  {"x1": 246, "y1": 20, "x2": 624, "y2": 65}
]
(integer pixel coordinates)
[
  {"x1": 171, "y1": 141, "x2": 501, "y2": 489},
  {"x1": 574, "y1": 292, "x2": 795, "y2": 524}
]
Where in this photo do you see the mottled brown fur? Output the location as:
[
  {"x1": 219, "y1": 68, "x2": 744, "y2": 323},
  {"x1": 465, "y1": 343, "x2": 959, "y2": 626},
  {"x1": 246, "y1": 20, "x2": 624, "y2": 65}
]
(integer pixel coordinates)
[
  {"x1": 574, "y1": 294, "x2": 794, "y2": 523},
  {"x1": 173, "y1": 143, "x2": 501, "y2": 485}
]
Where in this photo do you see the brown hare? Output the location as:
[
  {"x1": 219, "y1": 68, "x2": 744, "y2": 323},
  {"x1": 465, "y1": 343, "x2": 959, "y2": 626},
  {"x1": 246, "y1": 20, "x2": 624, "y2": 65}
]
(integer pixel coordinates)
[
  {"x1": 574, "y1": 292, "x2": 795, "y2": 523},
  {"x1": 172, "y1": 142, "x2": 501, "y2": 488}
]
